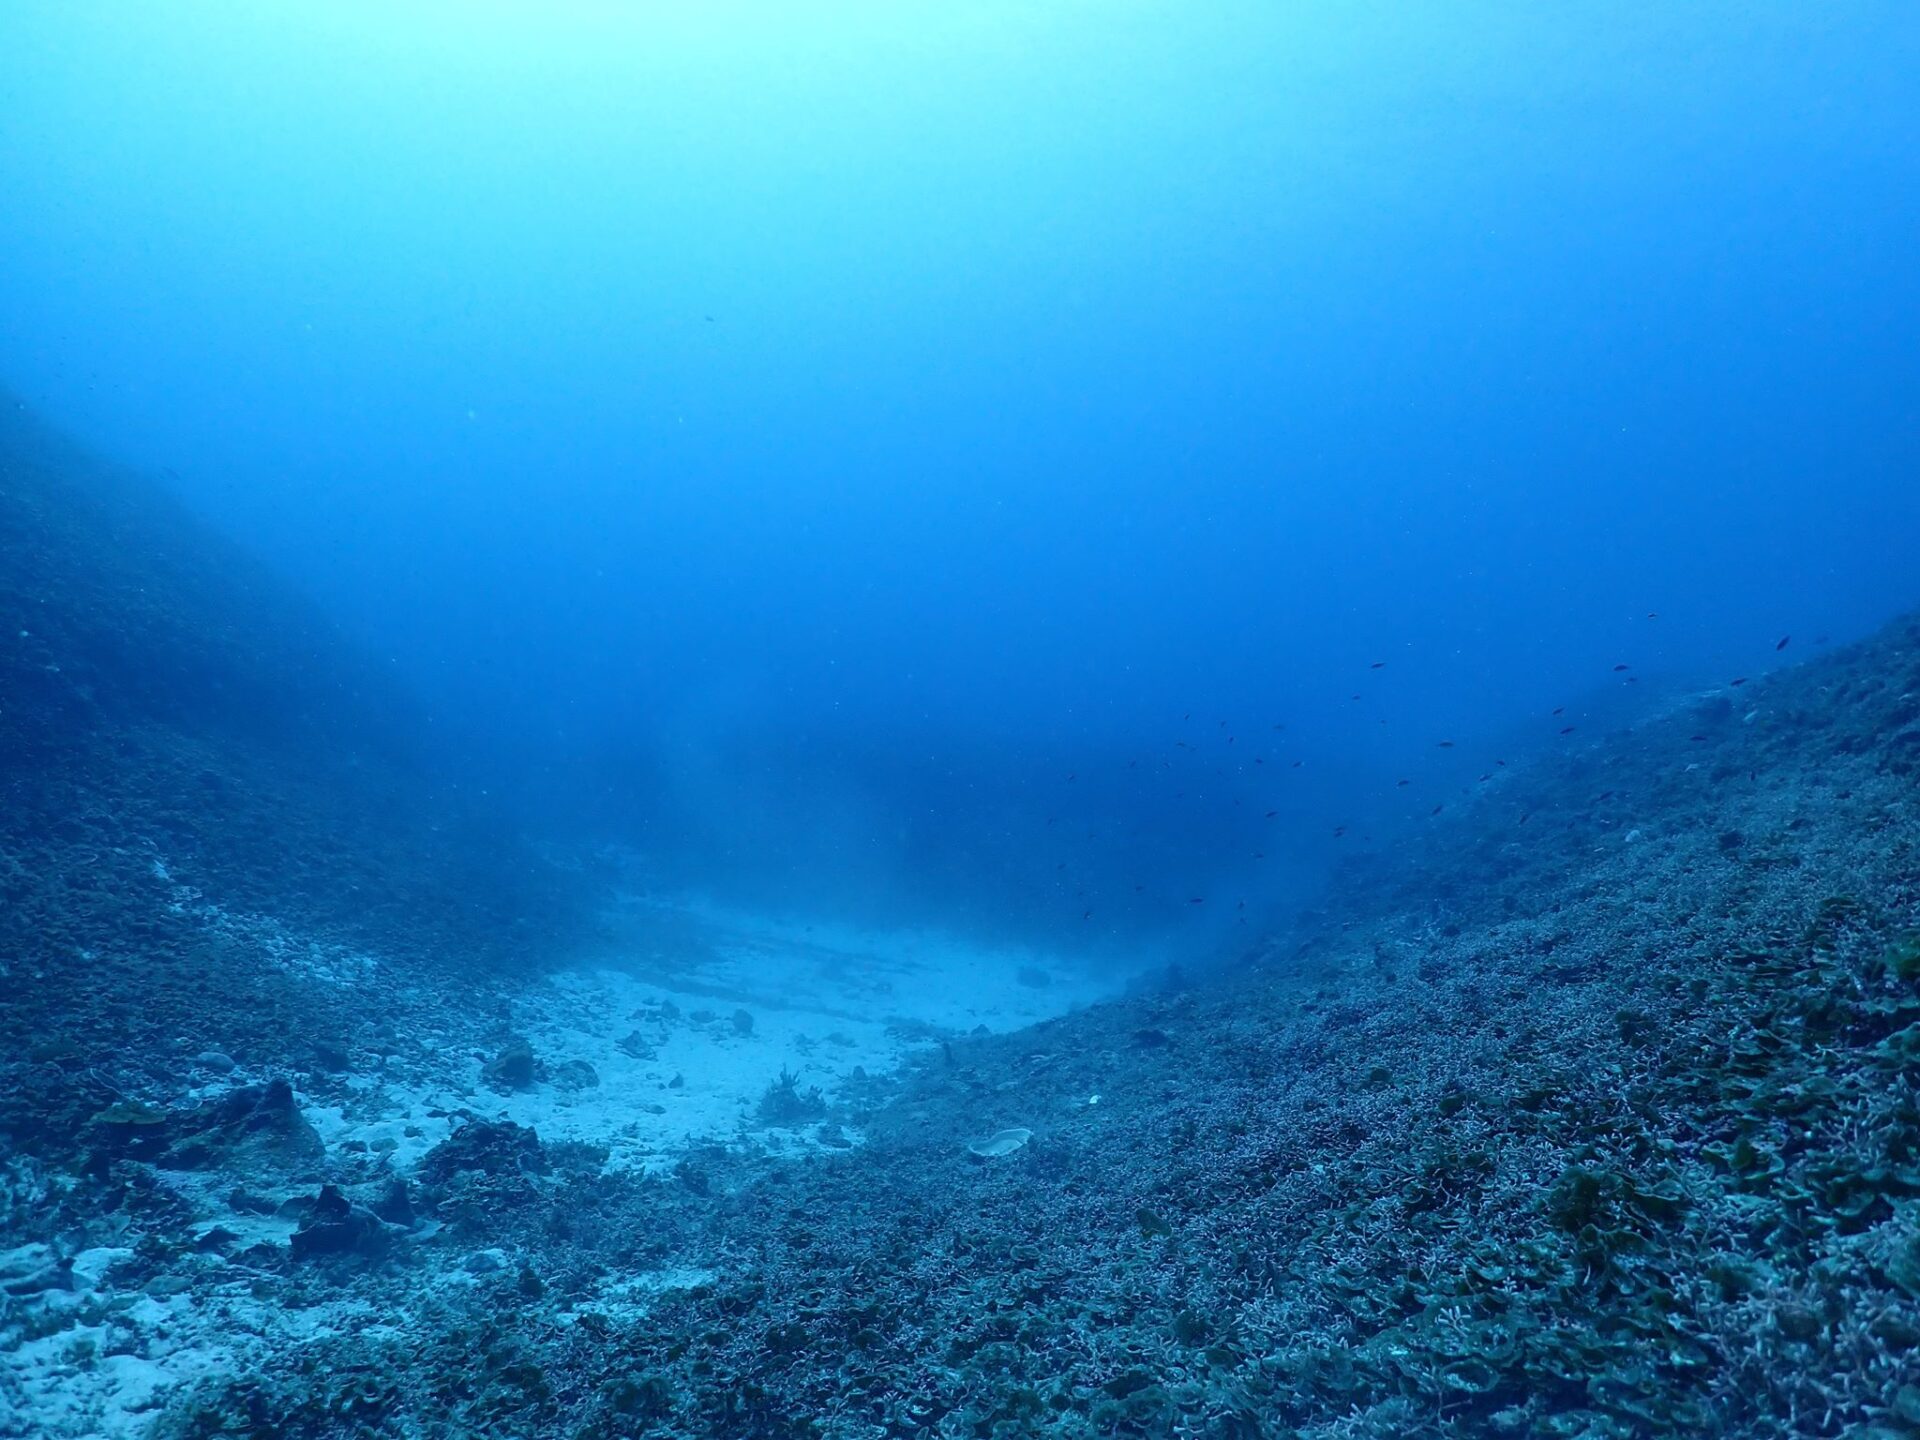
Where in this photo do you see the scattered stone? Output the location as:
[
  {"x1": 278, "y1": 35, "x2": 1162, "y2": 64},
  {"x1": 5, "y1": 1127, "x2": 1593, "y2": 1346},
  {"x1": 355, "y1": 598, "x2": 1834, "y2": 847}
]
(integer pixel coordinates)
[
  {"x1": 193, "y1": 1050, "x2": 236, "y2": 1074},
  {"x1": 731, "y1": 1009, "x2": 756, "y2": 1036},
  {"x1": 463, "y1": 1248, "x2": 508, "y2": 1275},
  {"x1": 618, "y1": 1030, "x2": 657, "y2": 1060},
  {"x1": 552, "y1": 1058, "x2": 600, "y2": 1091},
  {"x1": 228, "y1": 1188, "x2": 278, "y2": 1216},
  {"x1": 815, "y1": 1123, "x2": 854, "y2": 1150},
  {"x1": 667, "y1": 1073, "x2": 685, "y2": 1089}
]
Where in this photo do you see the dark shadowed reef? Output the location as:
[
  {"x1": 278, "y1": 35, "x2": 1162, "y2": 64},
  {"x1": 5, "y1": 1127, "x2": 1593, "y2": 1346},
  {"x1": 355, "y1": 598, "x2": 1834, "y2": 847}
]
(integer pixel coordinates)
[
  {"x1": 0, "y1": 400, "x2": 596, "y2": 1158},
  {"x1": 4, "y1": 417, "x2": 1920, "y2": 1439}
]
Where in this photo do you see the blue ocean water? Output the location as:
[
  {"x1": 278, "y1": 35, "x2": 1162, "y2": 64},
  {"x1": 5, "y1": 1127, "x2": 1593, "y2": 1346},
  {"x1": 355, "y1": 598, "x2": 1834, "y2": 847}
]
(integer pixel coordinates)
[{"x1": 3, "y1": 1, "x2": 1916, "y2": 954}]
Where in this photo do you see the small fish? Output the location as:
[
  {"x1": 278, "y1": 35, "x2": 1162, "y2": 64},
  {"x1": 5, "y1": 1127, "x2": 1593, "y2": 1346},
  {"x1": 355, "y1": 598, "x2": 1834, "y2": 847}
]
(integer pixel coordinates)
[
  {"x1": 1189, "y1": 897, "x2": 1205, "y2": 905},
  {"x1": 1690, "y1": 734, "x2": 1707, "y2": 741},
  {"x1": 1552, "y1": 706, "x2": 1565, "y2": 716},
  {"x1": 1292, "y1": 760, "x2": 1303, "y2": 768},
  {"x1": 1430, "y1": 804, "x2": 1444, "y2": 816},
  {"x1": 1351, "y1": 694, "x2": 1362, "y2": 701},
  {"x1": 1613, "y1": 664, "x2": 1630, "y2": 672},
  {"x1": 1730, "y1": 678, "x2": 1747, "y2": 687},
  {"x1": 1436, "y1": 740, "x2": 1455, "y2": 748},
  {"x1": 1264, "y1": 810, "x2": 1278, "y2": 818},
  {"x1": 1333, "y1": 825, "x2": 1347, "y2": 837},
  {"x1": 1776, "y1": 635, "x2": 1791, "y2": 651},
  {"x1": 1370, "y1": 661, "x2": 1386, "y2": 669},
  {"x1": 1478, "y1": 773, "x2": 1491, "y2": 782},
  {"x1": 1647, "y1": 611, "x2": 1659, "y2": 619},
  {"x1": 1519, "y1": 813, "x2": 1531, "y2": 825},
  {"x1": 1559, "y1": 726, "x2": 1576, "y2": 735},
  {"x1": 1396, "y1": 779, "x2": 1410, "y2": 788}
]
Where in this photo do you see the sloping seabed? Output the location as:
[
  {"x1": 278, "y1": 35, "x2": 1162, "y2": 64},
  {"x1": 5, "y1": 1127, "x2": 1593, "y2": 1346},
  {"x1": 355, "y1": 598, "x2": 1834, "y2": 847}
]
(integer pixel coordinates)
[{"x1": 4, "y1": 416, "x2": 1919, "y2": 1438}]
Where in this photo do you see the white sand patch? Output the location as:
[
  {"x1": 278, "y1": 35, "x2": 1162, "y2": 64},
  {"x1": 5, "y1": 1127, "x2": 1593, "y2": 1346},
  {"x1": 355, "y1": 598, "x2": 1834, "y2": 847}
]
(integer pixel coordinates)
[{"x1": 302, "y1": 898, "x2": 1112, "y2": 1175}]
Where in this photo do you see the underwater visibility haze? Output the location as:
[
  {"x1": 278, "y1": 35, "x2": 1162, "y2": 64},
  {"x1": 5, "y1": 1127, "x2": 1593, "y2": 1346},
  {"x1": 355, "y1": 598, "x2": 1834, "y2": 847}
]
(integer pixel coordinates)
[{"x1": 3, "y1": 4, "x2": 1920, "y2": 1437}]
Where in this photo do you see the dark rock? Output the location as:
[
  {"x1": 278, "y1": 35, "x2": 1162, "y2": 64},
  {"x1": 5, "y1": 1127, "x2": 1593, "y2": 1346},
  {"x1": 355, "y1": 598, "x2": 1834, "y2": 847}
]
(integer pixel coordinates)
[
  {"x1": 162, "y1": 1078, "x2": 324, "y2": 1179},
  {"x1": 290, "y1": 1201, "x2": 390, "y2": 1263},
  {"x1": 371, "y1": 1178, "x2": 415, "y2": 1227},
  {"x1": 1, "y1": 1256, "x2": 74, "y2": 1297},
  {"x1": 309, "y1": 1041, "x2": 353, "y2": 1073},
  {"x1": 86, "y1": 1101, "x2": 173, "y2": 1161},
  {"x1": 419, "y1": 1119, "x2": 547, "y2": 1181},
  {"x1": 482, "y1": 1037, "x2": 538, "y2": 1092},
  {"x1": 732, "y1": 1009, "x2": 755, "y2": 1036},
  {"x1": 552, "y1": 1058, "x2": 600, "y2": 1091},
  {"x1": 228, "y1": 1188, "x2": 278, "y2": 1216}
]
